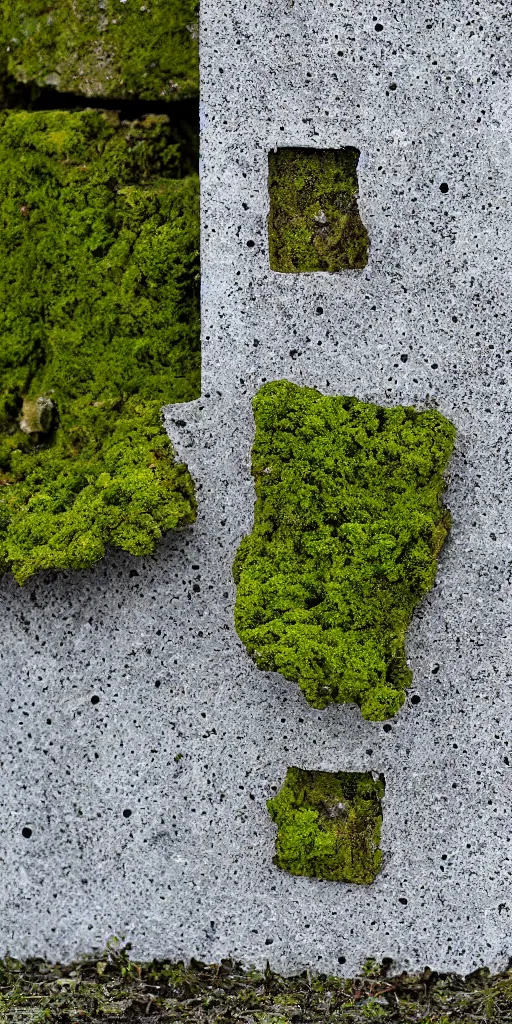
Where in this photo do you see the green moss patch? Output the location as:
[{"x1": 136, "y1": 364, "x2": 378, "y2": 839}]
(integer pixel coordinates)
[
  {"x1": 233, "y1": 381, "x2": 455, "y2": 720},
  {"x1": 267, "y1": 766, "x2": 384, "y2": 884},
  {"x1": 267, "y1": 147, "x2": 369, "y2": 273},
  {"x1": 1, "y1": 944, "x2": 512, "y2": 1022},
  {"x1": 0, "y1": 108, "x2": 199, "y2": 584},
  {"x1": 0, "y1": 0, "x2": 199, "y2": 101}
]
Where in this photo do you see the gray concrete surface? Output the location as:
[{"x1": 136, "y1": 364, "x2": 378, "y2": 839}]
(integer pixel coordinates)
[{"x1": 1, "y1": 0, "x2": 512, "y2": 977}]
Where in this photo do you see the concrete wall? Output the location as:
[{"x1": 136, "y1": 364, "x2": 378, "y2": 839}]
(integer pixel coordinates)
[{"x1": 1, "y1": 0, "x2": 512, "y2": 976}]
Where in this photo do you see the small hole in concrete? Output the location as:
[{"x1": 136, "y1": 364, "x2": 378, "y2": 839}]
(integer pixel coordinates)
[
  {"x1": 411, "y1": 694, "x2": 421, "y2": 705},
  {"x1": 91, "y1": 695, "x2": 100, "y2": 705},
  {"x1": 123, "y1": 809, "x2": 132, "y2": 818},
  {"x1": 246, "y1": 239, "x2": 255, "y2": 247},
  {"x1": 440, "y1": 182, "x2": 449, "y2": 193},
  {"x1": 22, "y1": 827, "x2": 32, "y2": 838},
  {"x1": 374, "y1": 22, "x2": 383, "y2": 31},
  {"x1": 338, "y1": 955, "x2": 346, "y2": 964}
]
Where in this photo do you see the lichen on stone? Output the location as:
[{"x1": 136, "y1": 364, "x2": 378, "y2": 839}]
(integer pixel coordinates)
[
  {"x1": 233, "y1": 380, "x2": 456, "y2": 720},
  {"x1": 0, "y1": 108, "x2": 200, "y2": 584},
  {"x1": 267, "y1": 147, "x2": 369, "y2": 273},
  {"x1": 0, "y1": 0, "x2": 199, "y2": 101},
  {"x1": 267, "y1": 767, "x2": 384, "y2": 884}
]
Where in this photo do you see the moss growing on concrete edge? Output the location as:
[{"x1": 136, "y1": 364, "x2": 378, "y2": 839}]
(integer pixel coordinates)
[
  {"x1": 0, "y1": 0, "x2": 199, "y2": 101},
  {"x1": 268, "y1": 147, "x2": 369, "y2": 273},
  {"x1": 267, "y1": 767, "x2": 384, "y2": 884},
  {"x1": 233, "y1": 380, "x2": 456, "y2": 720},
  {"x1": 1, "y1": 942, "x2": 512, "y2": 1021},
  {"x1": 0, "y1": 109, "x2": 199, "y2": 585}
]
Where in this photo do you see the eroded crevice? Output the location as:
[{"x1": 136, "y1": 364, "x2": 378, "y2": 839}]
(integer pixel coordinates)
[{"x1": 0, "y1": 79, "x2": 199, "y2": 170}]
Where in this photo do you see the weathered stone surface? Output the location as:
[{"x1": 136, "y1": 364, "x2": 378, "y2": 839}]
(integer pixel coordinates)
[{"x1": 0, "y1": 0, "x2": 511, "y2": 982}]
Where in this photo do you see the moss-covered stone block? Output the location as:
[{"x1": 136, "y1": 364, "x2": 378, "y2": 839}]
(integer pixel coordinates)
[
  {"x1": 267, "y1": 147, "x2": 369, "y2": 273},
  {"x1": 0, "y1": 0, "x2": 199, "y2": 101},
  {"x1": 0, "y1": 108, "x2": 200, "y2": 584},
  {"x1": 233, "y1": 380, "x2": 456, "y2": 720},
  {"x1": 267, "y1": 767, "x2": 384, "y2": 883}
]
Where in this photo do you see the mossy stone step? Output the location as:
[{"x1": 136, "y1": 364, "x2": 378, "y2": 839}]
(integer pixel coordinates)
[{"x1": 0, "y1": 108, "x2": 200, "y2": 584}]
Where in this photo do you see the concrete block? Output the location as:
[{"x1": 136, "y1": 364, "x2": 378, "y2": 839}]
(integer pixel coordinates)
[{"x1": 0, "y1": 0, "x2": 511, "y2": 978}]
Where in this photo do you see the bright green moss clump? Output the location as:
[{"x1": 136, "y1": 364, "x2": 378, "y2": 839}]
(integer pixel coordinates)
[
  {"x1": 267, "y1": 767, "x2": 384, "y2": 884},
  {"x1": 268, "y1": 148, "x2": 369, "y2": 273},
  {"x1": 233, "y1": 381, "x2": 456, "y2": 720},
  {"x1": 0, "y1": 108, "x2": 199, "y2": 584},
  {"x1": 0, "y1": 0, "x2": 198, "y2": 100}
]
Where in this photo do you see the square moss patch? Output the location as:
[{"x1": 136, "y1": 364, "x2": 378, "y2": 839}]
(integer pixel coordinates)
[
  {"x1": 267, "y1": 147, "x2": 369, "y2": 273},
  {"x1": 267, "y1": 767, "x2": 384, "y2": 884}
]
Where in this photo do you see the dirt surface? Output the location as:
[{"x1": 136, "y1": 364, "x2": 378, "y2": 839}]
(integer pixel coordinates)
[{"x1": 2, "y1": 944, "x2": 512, "y2": 1022}]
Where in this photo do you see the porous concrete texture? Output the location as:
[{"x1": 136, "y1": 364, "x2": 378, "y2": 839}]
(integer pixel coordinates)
[{"x1": 0, "y1": 0, "x2": 512, "y2": 979}]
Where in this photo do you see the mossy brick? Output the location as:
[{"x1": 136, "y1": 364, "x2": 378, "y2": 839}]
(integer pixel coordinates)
[
  {"x1": 267, "y1": 767, "x2": 384, "y2": 884},
  {"x1": 233, "y1": 380, "x2": 456, "y2": 721},
  {"x1": 0, "y1": 108, "x2": 200, "y2": 585},
  {"x1": 267, "y1": 147, "x2": 369, "y2": 273},
  {"x1": 0, "y1": 0, "x2": 199, "y2": 101}
]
